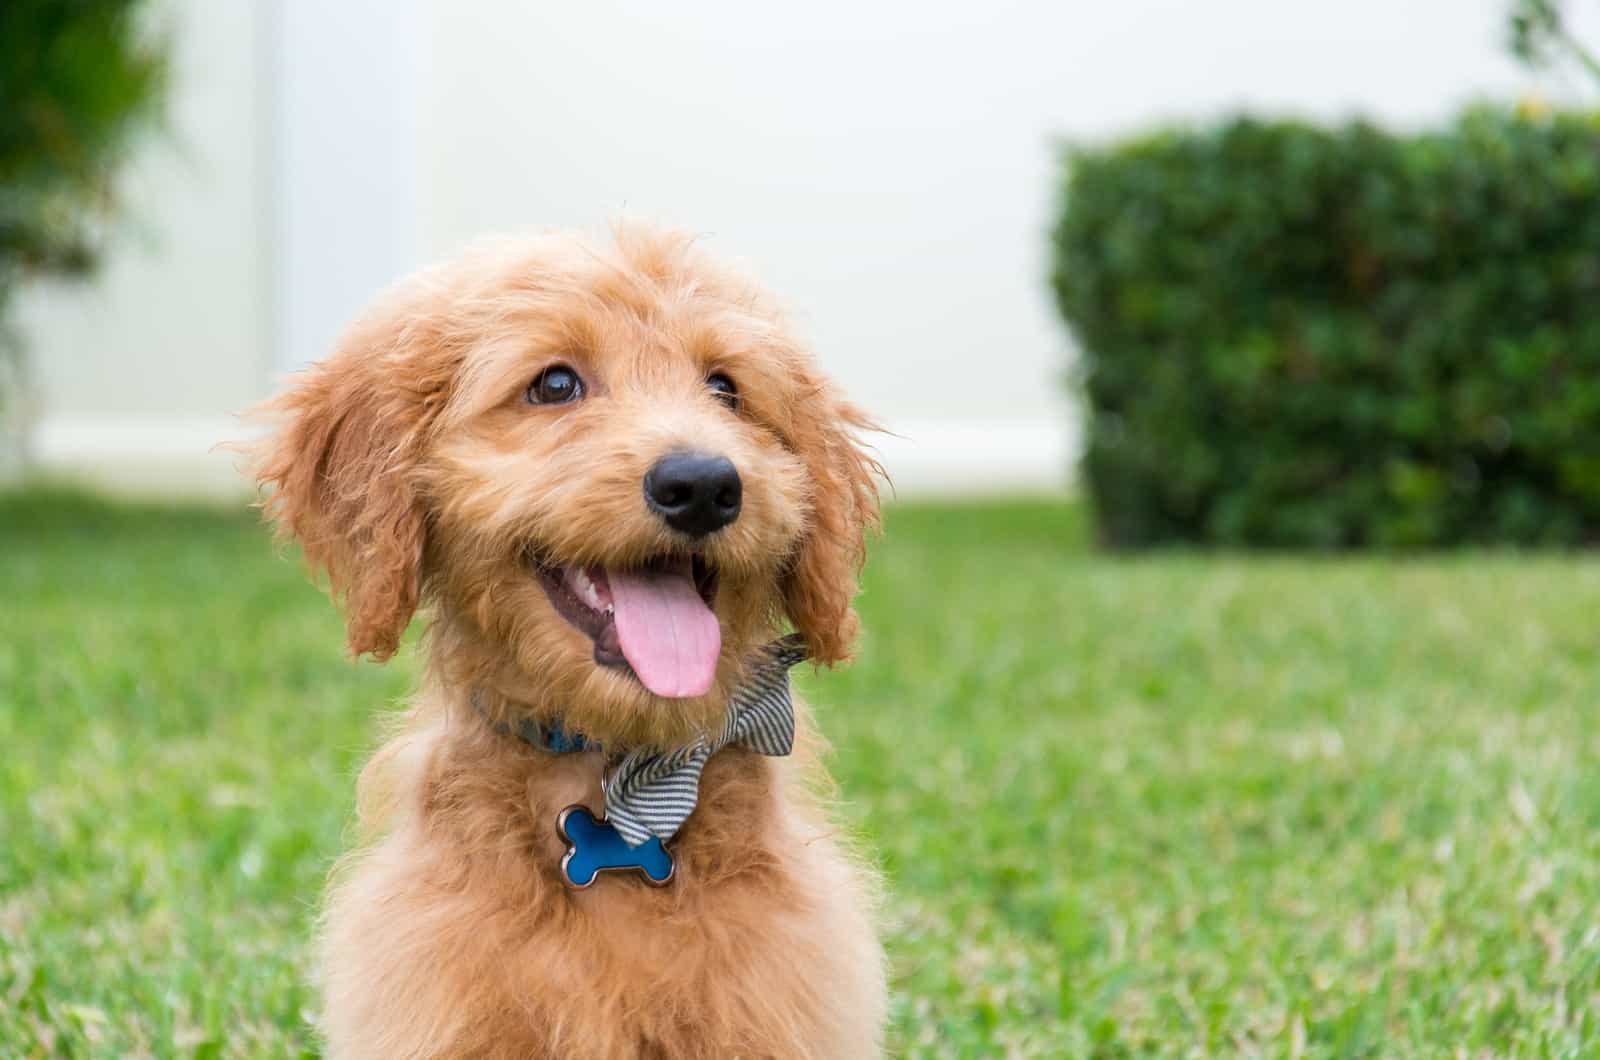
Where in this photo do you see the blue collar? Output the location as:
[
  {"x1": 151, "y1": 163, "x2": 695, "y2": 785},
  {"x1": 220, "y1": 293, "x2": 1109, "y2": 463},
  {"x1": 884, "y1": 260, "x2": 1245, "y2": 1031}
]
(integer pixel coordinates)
[
  {"x1": 510, "y1": 715, "x2": 591, "y2": 755},
  {"x1": 471, "y1": 690, "x2": 594, "y2": 754}
]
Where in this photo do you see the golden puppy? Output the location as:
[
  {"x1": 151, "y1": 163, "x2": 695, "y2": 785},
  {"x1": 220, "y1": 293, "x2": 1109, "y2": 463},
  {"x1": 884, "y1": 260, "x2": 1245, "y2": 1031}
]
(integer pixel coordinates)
[{"x1": 252, "y1": 222, "x2": 886, "y2": 1058}]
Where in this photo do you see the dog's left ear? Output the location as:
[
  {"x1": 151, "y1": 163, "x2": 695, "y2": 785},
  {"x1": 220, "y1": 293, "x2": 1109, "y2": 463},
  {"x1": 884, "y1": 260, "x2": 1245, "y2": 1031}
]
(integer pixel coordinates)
[
  {"x1": 783, "y1": 391, "x2": 882, "y2": 666},
  {"x1": 251, "y1": 301, "x2": 442, "y2": 661}
]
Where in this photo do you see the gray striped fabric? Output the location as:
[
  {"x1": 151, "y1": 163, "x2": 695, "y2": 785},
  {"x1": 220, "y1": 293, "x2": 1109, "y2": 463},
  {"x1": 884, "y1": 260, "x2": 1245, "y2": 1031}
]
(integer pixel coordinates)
[{"x1": 605, "y1": 634, "x2": 808, "y2": 847}]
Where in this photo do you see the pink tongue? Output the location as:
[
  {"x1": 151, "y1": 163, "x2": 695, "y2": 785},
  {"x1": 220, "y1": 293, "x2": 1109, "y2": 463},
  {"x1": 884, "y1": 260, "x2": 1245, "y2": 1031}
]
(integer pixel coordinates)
[{"x1": 607, "y1": 562, "x2": 721, "y2": 698}]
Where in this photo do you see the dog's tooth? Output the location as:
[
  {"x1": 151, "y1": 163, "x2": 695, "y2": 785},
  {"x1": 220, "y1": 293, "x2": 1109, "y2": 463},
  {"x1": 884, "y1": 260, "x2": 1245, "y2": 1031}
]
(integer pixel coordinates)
[{"x1": 566, "y1": 566, "x2": 606, "y2": 611}]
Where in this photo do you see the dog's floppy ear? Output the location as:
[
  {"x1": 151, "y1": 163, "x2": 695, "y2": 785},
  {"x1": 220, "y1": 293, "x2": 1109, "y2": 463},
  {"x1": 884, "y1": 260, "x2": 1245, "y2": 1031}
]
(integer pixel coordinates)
[
  {"x1": 252, "y1": 301, "x2": 442, "y2": 661},
  {"x1": 783, "y1": 390, "x2": 882, "y2": 666}
]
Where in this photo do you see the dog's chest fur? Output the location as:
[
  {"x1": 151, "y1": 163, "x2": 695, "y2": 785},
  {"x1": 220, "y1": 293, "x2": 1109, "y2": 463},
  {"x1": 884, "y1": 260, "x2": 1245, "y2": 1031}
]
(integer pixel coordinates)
[{"x1": 317, "y1": 715, "x2": 885, "y2": 1059}]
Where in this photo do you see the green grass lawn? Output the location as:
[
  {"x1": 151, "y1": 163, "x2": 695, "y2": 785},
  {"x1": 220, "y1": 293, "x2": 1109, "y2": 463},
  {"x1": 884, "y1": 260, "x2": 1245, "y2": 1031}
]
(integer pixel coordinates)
[{"x1": 4, "y1": 489, "x2": 1600, "y2": 1058}]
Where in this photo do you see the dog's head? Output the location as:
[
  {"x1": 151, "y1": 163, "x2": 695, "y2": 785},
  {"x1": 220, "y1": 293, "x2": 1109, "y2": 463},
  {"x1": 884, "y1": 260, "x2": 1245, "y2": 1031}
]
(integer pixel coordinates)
[{"x1": 253, "y1": 224, "x2": 879, "y2": 745}]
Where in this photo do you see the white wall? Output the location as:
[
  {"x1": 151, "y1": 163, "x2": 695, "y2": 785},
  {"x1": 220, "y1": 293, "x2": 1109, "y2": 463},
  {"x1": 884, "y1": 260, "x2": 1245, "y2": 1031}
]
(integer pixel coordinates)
[
  {"x1": 271, "y1": 0, "x2": 424, "y2": 374},
  {"x1": 17, "y1": 0, "x2": 1558, "y2": 495}
]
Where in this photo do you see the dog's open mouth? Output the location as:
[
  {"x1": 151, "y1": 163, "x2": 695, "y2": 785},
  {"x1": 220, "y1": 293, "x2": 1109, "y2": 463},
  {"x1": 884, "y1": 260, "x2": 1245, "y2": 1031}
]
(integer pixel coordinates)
[{"x1": 535, "y1": 555, "x2": 720, "y2": 699}]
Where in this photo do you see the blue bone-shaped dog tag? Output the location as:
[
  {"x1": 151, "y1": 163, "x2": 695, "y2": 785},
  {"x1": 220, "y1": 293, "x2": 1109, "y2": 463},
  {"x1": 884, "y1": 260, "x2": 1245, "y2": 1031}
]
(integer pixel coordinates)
[{"x1": 557, "y1": 805, "x2": 675, "y2": 888}]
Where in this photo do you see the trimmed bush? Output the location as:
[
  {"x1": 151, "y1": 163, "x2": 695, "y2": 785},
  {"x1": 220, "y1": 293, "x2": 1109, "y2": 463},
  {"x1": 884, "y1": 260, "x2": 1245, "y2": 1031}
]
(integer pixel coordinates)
[{"x1": 1052, "y1": 108, "x2": 1600, "y2": 547}]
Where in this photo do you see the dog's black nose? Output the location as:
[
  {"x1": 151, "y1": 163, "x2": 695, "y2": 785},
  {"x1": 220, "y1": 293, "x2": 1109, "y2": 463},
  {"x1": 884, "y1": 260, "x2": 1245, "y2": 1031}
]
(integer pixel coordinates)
[{"x1": 644, "y1": 452, "x2": 742, "y2": 536}]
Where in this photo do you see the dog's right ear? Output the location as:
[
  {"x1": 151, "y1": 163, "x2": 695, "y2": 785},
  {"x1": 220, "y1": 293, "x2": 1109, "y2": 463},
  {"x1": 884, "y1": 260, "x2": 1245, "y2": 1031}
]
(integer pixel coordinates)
[
  {"x1": 251, "y1": 304, "x2": 441, "y2": 661},
  {"x1": 781, "y1": 388, "x2": 883, "y2": 668}
]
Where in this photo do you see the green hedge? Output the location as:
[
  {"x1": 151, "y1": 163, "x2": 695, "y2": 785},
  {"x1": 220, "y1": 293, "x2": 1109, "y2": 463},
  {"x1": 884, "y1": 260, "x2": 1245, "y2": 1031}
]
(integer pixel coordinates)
[{"x1": 1052, "y1": 108, "x2": 1600, "y2": 547}]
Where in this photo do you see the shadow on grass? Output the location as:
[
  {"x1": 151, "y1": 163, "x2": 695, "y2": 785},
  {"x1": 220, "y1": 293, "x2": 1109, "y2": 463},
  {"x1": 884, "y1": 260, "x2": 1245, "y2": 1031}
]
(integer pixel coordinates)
[
  {"x1": 0, "y1": 481, "x2": 258, "y2": 538},
  {"x1": 882, "y1": 494, "x2": 1089, "y2": 553}
]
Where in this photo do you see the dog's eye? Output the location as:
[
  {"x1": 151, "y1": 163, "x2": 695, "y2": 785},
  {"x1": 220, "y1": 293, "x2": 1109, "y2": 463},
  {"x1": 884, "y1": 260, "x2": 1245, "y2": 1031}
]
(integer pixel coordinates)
[
  {"x1": 528, "y1": 365, "x2": 584, "y2": 405},
  {"x1": 706, "y1": 372, "x2": 739, "y2": 411}
]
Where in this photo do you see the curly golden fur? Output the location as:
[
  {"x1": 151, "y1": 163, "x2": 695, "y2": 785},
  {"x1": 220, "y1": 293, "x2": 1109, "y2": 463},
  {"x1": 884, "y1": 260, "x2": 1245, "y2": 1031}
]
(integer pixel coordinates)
[{"x1": 251, "y1": 222, "x2": 887, "y2": 1058}]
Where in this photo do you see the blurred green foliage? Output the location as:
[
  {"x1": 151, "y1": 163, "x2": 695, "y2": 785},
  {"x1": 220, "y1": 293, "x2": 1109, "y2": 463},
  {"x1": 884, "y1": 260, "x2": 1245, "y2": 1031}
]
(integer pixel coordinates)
[
  {"x1": 0, "y1": 0, "x2": 165, "y2": 401},
  {"x1": 1053, "y1": 108, "x2": 1600, "y2": 547},
  {"x1": 1508, "y1": 0, "x2": 1600, "y2": 85}
]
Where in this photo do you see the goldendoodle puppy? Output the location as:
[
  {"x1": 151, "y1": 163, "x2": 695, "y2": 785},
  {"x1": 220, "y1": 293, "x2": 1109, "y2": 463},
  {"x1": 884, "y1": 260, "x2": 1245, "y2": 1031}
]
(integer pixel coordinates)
[{"x1": 252, "y1": 222, "x2": 887, "y2": 1058}]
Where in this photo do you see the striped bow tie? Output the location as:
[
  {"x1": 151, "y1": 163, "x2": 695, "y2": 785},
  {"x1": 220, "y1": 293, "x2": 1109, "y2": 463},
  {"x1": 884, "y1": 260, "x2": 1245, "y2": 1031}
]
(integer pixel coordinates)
[{"x1": 605, "y1": 634, "x2": 807, "y2": 847}]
